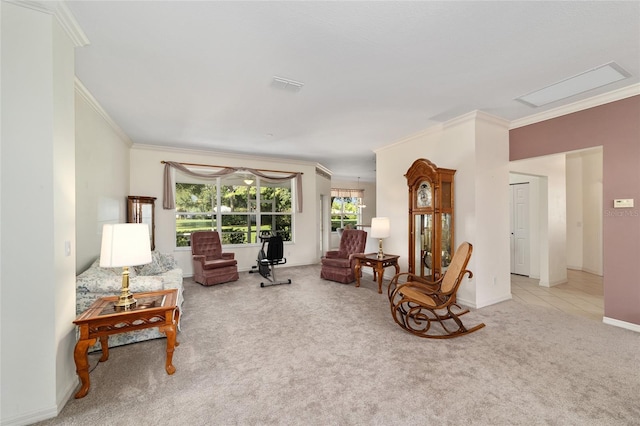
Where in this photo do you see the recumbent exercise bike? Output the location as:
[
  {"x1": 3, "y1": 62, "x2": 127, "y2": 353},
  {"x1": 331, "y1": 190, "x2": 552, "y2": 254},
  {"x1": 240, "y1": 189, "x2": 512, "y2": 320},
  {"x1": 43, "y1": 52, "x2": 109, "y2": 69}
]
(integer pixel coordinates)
[{"x1": 250, "y1": 231, "x2": 291, "y2": 287}]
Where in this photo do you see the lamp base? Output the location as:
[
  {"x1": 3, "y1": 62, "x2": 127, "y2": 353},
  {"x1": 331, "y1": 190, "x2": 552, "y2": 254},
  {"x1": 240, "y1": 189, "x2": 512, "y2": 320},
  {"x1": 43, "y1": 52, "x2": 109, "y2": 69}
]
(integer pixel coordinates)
[
  {"x1": 377, "y1": 239, "x2": 385, "y2": 259},
  {"x1": 114, "y1": 267, "x2": 137, "y2": 312},
  {"x1": 114, "y1": 292, "x2": 137, "y2": 312}
]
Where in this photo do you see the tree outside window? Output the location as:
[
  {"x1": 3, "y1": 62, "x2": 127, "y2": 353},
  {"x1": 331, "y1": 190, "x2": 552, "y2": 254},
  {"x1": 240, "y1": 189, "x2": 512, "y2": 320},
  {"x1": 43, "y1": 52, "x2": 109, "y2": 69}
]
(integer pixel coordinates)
[
  {"x1": 330, "y1": 188, "x2": 364, "y2": 232},
  {"x1": 175, "y1": 174, "x2": 292, "y2": 247}
]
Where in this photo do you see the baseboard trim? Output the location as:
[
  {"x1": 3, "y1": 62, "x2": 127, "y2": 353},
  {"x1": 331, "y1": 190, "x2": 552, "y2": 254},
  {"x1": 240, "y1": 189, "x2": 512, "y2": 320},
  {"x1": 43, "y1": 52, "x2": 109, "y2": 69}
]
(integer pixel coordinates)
[
  {"x1": 0, "y1": 377, "x2": 76, "y2": 425},
  {"x1": 458, "y1": 293, "x2": 513, "y2": 310},
  {"x1": 1, "y1": 405, "x2": 58, "y2": 426},
  {"x1": 602, "y1": 317, "x2": 640, "y2": 333}
]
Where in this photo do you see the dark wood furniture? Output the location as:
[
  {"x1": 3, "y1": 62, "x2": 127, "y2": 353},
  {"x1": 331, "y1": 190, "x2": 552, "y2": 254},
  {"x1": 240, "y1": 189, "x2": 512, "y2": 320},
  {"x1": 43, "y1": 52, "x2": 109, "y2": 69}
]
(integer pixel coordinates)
[
  {"x1": 405, "y1": 159, "x2": 455, "y2": 281},
  {"x1": 388, "y1": 242, "x2": 485, "y2": 338},
  {"x1": 127, "y1": 196, "x2": 156, "y2": 250},
  {"x1": 353, "y1": 253, "x2": 400, "y2": 294},
  {"x1": 72, "y1": 289, "x2": 180, "y2": 399}
]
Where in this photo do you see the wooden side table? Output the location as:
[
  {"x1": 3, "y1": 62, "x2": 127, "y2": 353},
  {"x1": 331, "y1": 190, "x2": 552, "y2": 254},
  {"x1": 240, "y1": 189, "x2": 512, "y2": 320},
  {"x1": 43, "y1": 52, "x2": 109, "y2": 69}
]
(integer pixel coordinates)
[
  {"x1": 354, "y1": 253, "x2": 400, "y2": 294},
  {"x1": 72, "y1": 289, "x2": 180, "y2": 399}
]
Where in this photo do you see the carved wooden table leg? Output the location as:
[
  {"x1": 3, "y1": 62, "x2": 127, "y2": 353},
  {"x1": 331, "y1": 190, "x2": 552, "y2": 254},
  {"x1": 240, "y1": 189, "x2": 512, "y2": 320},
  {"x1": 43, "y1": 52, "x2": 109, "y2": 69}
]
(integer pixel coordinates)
[
  {"x1": 99, "y1": 335, "x2": 109, "y2": 362},
  {"x1": 375, "y1": 263, "x2": 385, "y2": 294},
  {"x1": 354, "y1": 259, "x2": 362, "y2": 288},
  {"x1": 160, "y1": 309, "x2": 180, "y2": 375},
  {"x1": 73, "y1": 337, "x2": 97, "y2": 399}
]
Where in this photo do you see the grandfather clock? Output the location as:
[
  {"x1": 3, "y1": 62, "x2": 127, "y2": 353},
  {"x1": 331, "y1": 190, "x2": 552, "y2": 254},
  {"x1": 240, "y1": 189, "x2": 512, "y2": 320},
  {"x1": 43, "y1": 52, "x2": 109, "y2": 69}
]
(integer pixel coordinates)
[
  {"x1": 405, "y1": 159, "x2": 455, "y2": 281},
  {"x1": 127, "y1": 196, "x2": 156, "y2": 251}
]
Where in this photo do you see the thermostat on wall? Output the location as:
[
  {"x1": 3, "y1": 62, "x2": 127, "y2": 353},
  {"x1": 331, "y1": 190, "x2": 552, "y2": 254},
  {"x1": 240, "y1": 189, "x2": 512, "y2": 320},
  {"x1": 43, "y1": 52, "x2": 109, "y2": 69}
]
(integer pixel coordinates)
[{"x1": 613, "y1": 199, "x2": 634, "y2": 208}]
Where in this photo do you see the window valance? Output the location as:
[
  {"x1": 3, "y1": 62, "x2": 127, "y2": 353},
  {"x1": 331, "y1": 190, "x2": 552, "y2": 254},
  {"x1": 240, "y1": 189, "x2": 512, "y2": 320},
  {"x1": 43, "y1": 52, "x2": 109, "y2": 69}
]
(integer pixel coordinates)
[
  {"x1": 331, "y1": 188, "x2": 364, "y2": 198},
  {"x1": 162, "y1": 161, "x2": 303, "y2": 213}
]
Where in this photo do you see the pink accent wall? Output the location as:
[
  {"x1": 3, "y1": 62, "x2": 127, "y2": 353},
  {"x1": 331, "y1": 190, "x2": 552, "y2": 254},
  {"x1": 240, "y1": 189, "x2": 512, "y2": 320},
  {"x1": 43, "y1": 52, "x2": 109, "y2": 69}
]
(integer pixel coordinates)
[{"x1": 510, "y1": 95, "x2": 640, "y2": 326}]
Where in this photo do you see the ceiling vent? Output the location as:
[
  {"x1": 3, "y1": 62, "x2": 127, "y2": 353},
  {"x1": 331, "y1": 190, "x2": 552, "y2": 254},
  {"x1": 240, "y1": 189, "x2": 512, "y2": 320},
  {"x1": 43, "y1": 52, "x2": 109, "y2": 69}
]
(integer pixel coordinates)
[
  {"x1": 271, "y1": 76, "x2": 305, "y2": 92},
  {"x1": 515, "y1": 62, "x2": 631, "y2": 107}
]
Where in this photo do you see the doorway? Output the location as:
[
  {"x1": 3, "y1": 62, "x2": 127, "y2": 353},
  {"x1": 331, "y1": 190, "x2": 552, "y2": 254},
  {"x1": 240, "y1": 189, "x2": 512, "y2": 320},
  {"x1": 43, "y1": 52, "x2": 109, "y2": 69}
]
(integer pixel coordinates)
[{"x1": 510, "y1": 183, "x2": 530, "y2": 276}]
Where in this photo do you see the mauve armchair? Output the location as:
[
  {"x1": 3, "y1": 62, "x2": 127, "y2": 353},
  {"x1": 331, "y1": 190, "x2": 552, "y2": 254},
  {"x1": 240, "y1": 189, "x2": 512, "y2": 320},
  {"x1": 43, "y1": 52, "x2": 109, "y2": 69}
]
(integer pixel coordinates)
[
  {"x1": 320, "y1": 229, "x2": 367, "y2": 284},
  {"x1": 191, "y1": 231, "x2": 239, "y2": 286}
]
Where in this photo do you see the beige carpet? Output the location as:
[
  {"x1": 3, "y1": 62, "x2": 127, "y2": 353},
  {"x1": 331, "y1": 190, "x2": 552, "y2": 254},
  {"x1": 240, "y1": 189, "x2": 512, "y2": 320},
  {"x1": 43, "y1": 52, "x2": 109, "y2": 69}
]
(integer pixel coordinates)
[{"x1": 38, "y1": 265, "x2": 639, "y2": 425}]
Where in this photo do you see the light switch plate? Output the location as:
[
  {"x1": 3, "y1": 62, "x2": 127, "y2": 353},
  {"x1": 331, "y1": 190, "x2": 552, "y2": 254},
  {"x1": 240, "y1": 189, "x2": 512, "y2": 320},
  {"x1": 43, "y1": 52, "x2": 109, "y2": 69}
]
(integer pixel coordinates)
[{"x1": 613, "y1": 199, "x2": 634, "y2": 208}]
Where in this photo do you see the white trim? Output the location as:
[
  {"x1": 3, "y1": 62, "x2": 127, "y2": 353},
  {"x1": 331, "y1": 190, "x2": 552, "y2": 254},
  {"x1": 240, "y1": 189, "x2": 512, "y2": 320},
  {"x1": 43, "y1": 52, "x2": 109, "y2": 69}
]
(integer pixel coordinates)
[
  {"x1": 458, "y1": 294, "x2": 513, "y2": 310},
  {"x1": 6, "y1": 0, "x2": 90, "y2": 47},
  {"x1": 74, "y1": 78, "x2": 133, "y2": 147},
  {"x1": 375, "y1": 123, "x2": 444, "y2": 154},
  {"x1": 0, "y1": 405, "x2": 58, "y2": 426},
  {"x1": 444, "y1": 110, "x2": 510, "y2": 130},
  {"x1": 510, "y1": 83, "x2": 640, "y2": 129},
  {"x1": 603, "y1": 316, "x2": 640, "y2": 333},
  {"x1": 131, "y1": 143, "x2": 322, "y2": 169}
]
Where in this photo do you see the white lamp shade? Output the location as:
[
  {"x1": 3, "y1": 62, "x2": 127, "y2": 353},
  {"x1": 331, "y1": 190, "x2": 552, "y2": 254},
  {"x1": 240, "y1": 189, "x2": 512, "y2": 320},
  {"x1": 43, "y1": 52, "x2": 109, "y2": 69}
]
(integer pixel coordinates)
[
  {"x1": 99, "y1": 223, "x2": 152, "y2": 268},
  {"x1": 371, "y1": 217, "x2": 391, "y2": 239}
]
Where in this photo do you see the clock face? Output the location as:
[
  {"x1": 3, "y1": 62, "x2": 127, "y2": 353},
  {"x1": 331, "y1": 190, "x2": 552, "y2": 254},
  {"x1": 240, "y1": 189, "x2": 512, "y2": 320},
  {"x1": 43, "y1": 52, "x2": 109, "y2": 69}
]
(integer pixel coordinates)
[{"x1": 417, "y1": 181, "x2": 432, "y2": 208}]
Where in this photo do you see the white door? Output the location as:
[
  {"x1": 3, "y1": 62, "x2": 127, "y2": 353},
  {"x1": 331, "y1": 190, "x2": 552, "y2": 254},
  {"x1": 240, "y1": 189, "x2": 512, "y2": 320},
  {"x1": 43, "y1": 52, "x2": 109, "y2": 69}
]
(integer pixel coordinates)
[{"x1": 510, "y1": 183, "x2": 530, "y2": 276}]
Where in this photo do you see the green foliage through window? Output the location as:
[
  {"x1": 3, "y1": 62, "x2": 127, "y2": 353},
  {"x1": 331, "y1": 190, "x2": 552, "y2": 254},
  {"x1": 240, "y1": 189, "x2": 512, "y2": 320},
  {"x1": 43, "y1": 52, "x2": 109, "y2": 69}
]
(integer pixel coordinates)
[
  {"x1": 331, "y1": 197, "x2": 362, "y2": 231},
  {"x1": 175, "y1": 175, "x2": 293, "y2": 247}
]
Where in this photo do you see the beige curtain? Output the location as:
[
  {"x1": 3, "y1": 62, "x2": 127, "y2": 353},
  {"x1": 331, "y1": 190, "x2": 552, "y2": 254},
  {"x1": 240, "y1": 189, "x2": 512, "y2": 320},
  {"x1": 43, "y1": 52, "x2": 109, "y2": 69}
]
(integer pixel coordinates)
[
  {"x1": 331, "y1": 188, "x2": 364, "y2": 198},
  {"x1": 163, "y1": 161, "x2": 303, "y2": 213}
]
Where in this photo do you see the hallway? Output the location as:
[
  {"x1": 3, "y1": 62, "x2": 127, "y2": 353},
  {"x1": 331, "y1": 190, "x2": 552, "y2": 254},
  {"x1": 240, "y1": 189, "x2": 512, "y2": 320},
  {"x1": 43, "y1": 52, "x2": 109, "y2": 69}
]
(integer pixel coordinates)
[{"x1": 511, "y1": 269, "x2": 603, "y2": 321}]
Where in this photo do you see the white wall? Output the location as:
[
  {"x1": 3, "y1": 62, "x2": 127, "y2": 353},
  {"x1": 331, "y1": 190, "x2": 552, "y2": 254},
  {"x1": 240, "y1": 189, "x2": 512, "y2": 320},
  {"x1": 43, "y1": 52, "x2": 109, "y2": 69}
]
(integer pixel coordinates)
[
  {"x1": 510, "y1": 154, "x2": 568, "y2": 286},
  {"x1": 375, "y1": 111, "x2": 511, "y2": 308},
  {"x1": 566, "y1": 154, "x2": 584, "y2": 270},
  {"x1": 75, "y1": 83, "x2": 132, "y2": 273},
  {"x1": 581, "y1": 148, "x2": 603, "y2": 276},
  {"x1": 129, "y1": 145, "x2": 323, "y2": 275},
  {"x1": 316, "y1": 168, "x2": 332, "y2": 258},
  {"x1": 1, "y1": 3, "x2": 77, "y2": 424}
]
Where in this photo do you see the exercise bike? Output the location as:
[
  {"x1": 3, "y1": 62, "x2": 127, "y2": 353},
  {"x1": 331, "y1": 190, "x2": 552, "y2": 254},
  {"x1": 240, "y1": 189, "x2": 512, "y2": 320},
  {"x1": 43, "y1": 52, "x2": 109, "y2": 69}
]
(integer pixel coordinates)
[{"x1": 250, "y1": 231, "x2": 291, "y2": 287}]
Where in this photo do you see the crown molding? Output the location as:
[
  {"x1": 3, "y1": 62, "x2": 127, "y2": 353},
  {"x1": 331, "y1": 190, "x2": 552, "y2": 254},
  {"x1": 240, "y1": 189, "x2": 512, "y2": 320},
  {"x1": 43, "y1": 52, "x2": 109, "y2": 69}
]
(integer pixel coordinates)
[
  {"x1": 7, "y1": 1, "x2": 90, "y2": 47},
  {"x1": 375, "y1": 122, "x2": 444, "y2": 154},
  {"x1": 510, "y1": 83, "x2": 640, "y2": 129},
  {"x1": 444, "y1": 110, "x2": 510, "y2": 129},
  {"x1": 131, "y1": 143, "x2": 322, "y2": 170},
  {"x1": 75, "y1": 77, "x2": 133, "y2": 147}
]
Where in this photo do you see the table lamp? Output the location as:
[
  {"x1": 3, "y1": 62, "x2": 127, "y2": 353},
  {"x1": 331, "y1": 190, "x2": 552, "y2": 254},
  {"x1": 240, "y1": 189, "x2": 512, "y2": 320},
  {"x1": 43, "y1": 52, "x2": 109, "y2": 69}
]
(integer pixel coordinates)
[
  {"x1": 100, "y1": 223, "x2": 152, "y2": 311},
  {"x1": 371, "y1": 217, "x2": 390, "y2": 259}
]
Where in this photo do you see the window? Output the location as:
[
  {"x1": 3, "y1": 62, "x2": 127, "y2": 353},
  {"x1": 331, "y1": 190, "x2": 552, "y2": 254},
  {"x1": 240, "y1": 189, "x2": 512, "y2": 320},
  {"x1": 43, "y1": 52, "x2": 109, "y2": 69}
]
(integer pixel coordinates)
[
  {"x1": 175, "y1": 173, "x2": 293, "y2": 247},
  {"x1": 330, "y1": 188, "x2": 365, "y2": 232}
]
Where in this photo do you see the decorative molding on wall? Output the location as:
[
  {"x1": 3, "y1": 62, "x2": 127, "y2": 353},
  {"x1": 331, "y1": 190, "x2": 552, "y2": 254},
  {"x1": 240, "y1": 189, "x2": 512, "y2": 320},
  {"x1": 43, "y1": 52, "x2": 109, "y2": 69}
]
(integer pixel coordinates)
[
  {"x1": 510, "y1": 83, "x2": 640, "y2": 129},
  {"x1": 375, "y1": 123, "x2": 444, "y2": 154},
  {"x1": 444, "y1": 110, "x2": 510, "y2": 129},
  {"x1": 75, "y1": 78, "x2": 133, "y2": 147},
  {"x1": 7, "y1": 0, "x2": 90, "y2": 47},
  {"x1": 131, "y1": 143, "x2": 321, "y2": 169},
  {"x1": 315, "y1": 165, "x2": 332, "y2": 180}
]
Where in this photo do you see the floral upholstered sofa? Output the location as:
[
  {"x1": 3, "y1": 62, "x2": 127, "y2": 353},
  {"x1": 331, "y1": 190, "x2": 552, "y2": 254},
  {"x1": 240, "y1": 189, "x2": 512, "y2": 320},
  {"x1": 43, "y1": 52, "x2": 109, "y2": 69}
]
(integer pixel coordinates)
[{"x1": 76, "y1": 251, "x2": 184, "y2": 351}]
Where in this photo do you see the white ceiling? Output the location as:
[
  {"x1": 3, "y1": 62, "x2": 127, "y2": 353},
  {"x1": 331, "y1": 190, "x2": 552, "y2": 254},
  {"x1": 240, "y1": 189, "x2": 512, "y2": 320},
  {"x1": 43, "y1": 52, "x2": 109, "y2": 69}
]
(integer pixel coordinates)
[{"x1": 67, "y1": 1, "x2": 640, "y2": 180}]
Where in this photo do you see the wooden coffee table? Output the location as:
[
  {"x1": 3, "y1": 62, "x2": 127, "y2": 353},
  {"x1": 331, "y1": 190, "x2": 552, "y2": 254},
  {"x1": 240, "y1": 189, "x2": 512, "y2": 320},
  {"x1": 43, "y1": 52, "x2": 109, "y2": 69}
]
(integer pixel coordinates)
[
  {"x1": 353, "y1": 253, "x2": 400, "y2": 294},
  {"x1": 72, "y1": 289, "x2": 180, "y2": 398}
]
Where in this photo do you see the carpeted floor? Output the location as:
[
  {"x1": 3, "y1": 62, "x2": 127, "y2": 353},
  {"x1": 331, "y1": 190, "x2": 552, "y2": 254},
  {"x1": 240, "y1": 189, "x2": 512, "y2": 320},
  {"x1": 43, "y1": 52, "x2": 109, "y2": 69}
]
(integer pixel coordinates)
[{"x1": 38, "y1": 265, "x2": 640, "y2": 425}]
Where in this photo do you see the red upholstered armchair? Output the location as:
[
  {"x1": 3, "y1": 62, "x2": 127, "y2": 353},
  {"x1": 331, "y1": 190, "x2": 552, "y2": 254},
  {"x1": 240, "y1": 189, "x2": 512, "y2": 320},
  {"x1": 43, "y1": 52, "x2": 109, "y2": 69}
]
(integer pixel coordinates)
[
  {"x1": 191, "y1": 231, "x2": 239, "y2": 286},
  {"x1": 320, "y1": 229, "x2": 367, "y2": 284}
]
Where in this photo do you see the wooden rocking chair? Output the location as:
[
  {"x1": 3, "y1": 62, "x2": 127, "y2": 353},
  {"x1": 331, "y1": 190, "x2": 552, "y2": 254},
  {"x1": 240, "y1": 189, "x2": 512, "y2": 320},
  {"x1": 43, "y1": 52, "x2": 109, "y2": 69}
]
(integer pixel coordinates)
[{"x1": 387, "y1": 242, "x2": 485, "y2": 338}]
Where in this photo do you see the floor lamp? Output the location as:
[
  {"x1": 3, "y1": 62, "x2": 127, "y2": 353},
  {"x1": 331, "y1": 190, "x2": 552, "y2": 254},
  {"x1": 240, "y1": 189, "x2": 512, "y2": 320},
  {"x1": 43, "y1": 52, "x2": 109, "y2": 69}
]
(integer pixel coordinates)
[{"x1": 100, "y1": 223, "x2": 152, "y2": 311}]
